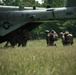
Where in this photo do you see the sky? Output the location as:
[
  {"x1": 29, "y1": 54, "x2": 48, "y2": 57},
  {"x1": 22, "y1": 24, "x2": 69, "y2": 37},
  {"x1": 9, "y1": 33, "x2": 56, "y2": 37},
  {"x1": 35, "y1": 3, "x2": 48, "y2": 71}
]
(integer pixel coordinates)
[
  {"x1": 0, "y1": 0, "x2": 2, "y2": 2},
  {"x1": 35, "y1": 0, "x2": 43, "y2": 4}
]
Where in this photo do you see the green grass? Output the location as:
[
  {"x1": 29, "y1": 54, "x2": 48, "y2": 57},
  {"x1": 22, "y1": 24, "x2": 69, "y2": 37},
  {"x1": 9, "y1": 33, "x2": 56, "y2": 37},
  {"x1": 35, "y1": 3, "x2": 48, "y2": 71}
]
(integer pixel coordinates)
[{"x1": 0, "y1": 39, "x2": 76, "y2": 75}]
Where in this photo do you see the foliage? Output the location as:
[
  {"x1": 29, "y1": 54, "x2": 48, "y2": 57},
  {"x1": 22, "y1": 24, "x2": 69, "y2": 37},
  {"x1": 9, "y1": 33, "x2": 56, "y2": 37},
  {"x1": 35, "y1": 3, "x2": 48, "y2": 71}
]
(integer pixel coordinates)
[
  {"x1": 1, "y1": 0, "x2": 41, "y2": 6},
  {"x1": 63, "y1": 20, "x2": 76, "y2": 37},
  {"x1": 42, "y1": 0, "x2": 64, "y2": 7}
]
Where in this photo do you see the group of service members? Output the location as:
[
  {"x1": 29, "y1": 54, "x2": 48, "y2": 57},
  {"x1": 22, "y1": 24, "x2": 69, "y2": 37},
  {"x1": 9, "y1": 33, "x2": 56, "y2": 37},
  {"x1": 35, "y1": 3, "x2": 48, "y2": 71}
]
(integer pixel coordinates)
[{"x1": 45, "y1": 30, "x2": 74, "y2": 46}]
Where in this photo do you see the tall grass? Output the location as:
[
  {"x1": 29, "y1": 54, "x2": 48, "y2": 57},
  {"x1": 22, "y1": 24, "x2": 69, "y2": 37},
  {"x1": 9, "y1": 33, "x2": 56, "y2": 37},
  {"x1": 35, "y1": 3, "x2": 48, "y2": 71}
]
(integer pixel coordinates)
[{"x1": 0, "y1": 39, "x2": 76, "y2": 75}]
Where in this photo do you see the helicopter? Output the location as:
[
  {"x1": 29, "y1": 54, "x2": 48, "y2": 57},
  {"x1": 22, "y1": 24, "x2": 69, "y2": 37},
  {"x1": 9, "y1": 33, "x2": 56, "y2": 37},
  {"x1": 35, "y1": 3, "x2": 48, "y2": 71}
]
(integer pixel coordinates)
[{"x1": 0, "y1": 0, "x2": 76, "y2": 46}]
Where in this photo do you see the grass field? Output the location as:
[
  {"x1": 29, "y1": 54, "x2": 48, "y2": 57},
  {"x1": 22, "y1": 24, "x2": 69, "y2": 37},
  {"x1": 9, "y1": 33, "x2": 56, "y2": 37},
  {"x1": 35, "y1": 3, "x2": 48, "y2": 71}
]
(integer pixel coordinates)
[{"x1": 0, "y1": 39, "x2": 76, "y2": 75}]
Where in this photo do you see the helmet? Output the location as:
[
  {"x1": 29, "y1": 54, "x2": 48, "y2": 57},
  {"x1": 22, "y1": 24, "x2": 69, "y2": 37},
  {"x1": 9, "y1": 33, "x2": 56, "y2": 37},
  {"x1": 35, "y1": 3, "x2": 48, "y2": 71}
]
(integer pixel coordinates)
[
  {"x1": 60, "y1": 32, "x2": 64, "y2": 35},
  {"x1": 45, "y1": 30, "x2": 50, "y2": 33},
  {"x1": 65, "y1": 31, "x2": 69, "y2": 34},
  {"x1": 51, "y1": 30, "x2": 55, "y2": 33}
]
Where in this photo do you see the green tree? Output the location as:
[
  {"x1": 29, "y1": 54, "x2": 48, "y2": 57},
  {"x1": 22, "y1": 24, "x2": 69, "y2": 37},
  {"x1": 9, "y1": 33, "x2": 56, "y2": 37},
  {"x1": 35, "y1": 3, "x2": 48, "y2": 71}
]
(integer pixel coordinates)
[
  {"x1": 2, "y1": 0, "x2": 21, "y2": 6},
  {"x1": 2, "y1": 0, "x2": 40, "y2": 6},
  {"x1": 63, "y1": 20, "x2": 76, "y2": 37},
  {"x1": 42, "y1": 0, "x2": 64, "y2": 7},
  {"x1": 19, "y1": 0, "x2": 40, "y2": 7}
]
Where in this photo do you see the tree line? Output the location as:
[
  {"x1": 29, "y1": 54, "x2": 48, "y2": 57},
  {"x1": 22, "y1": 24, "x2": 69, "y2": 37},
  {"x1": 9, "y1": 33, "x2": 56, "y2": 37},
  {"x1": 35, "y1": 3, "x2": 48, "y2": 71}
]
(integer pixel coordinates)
[{"x1": 0, "y1": 0, "x2": 76, "y2": 39}]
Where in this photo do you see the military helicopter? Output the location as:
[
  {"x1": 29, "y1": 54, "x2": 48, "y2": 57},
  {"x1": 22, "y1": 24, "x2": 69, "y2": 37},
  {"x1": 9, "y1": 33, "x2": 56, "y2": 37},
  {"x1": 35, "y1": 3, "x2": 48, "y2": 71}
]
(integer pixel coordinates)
[{"x1": 0, "y1": 0, "x2": 76, "y2": 46}]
